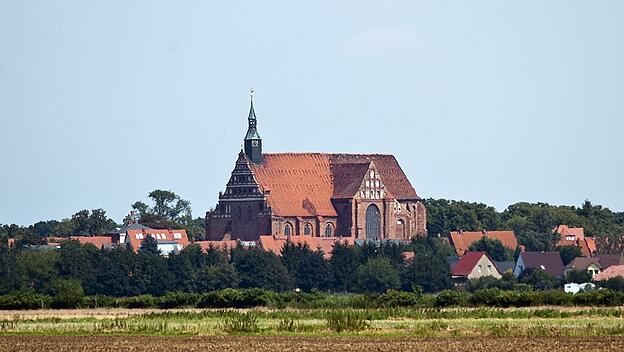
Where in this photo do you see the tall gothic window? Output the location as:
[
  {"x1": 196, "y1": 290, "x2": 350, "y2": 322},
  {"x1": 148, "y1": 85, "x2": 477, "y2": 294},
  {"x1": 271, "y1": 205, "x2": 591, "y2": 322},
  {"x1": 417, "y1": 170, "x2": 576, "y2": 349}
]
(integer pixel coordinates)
[
  {"x1": 303, "y1": 223, "x2": 312, "y2": 236},
  {"x1": 284, "y1": 223, "x2": 293, "y2": 236},
  {"x1": 324, "y1": 223, "x2": 334, "y2": 237}
]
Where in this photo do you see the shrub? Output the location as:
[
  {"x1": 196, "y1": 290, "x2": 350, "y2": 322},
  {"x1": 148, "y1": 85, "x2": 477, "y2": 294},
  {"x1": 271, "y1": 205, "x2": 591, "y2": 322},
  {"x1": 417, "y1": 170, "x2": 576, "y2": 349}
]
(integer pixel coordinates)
[
  {"x1": 0, "y1": 291, "x2": 52, "y2": 310},
  {"x1": 378, "y1": 289, "x2": 421, "y2": 307},
  {"x1": 52, "y1": 279, "x2": 84, "y2": 309},
  {"x1": 222, "y1": 312, "x2": 259, "y2": 334},
  {"x1": 196, "y1": 288, "x2": 276, "y2": 308},
  {"x1": 434, "y1": 290, "x2": 468, "y2": 307},
  {"x1": 126, "y1": 294, "x2": 156, "y2": 308},
  {"x1": 157, "y1": 291, "x2": 200, "y2": 309},
  {"x1": 325, "y1": 310, "x2": 370, "y2": 332}
]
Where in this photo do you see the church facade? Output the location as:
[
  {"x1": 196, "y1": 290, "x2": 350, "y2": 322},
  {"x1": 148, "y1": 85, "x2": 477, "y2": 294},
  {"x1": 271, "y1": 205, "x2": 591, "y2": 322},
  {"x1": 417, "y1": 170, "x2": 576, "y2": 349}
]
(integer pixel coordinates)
[{"x1": 205, "y1": 98, "x2": 427, "y2": 241}]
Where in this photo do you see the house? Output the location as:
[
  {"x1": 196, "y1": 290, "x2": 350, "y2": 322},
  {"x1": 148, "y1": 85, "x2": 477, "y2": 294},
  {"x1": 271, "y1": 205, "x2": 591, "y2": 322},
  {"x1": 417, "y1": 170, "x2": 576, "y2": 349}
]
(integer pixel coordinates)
[
  {"x1": 554, "y1": 225, "x2": 596, "y2": 256},
  {"x1": 449, "y1": 230, "x2": 518, "y2": 256},
  {"x1": 513, "y1": 251, "x2": 565, "y2": 278},
  {"x1": 258, "y1": 235, "x2": 355, "y2": 259},
  {"x1": 69, "y1": 236, "x2": 114, "y2": 249},
  {"x1": 125, "y1": 228, "x2": 190, "y2": 256},
  {"x1": 593, "y1": 265, "x2": 624, "y2": 281},
  {"x1": 206, "y1": 96, "x2": 427, "y2": 241},
  {"x1": 494, "y1": 261, "x2": 515, "y2": 274},
  {"x1": 450, "y1": 251, "x2": 501, "y2": 286},
  {"x1": 594, "y1": 253, "x2": 624, "y2": 269},
  {"x1": 565, "y1": 257, "x2": 603, "y2": 279}
]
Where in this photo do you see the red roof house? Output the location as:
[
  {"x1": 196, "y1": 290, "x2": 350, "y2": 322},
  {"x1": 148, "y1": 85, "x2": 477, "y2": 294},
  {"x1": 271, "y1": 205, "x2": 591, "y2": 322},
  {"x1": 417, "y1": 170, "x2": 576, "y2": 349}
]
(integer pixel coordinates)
[
  {"x1": 125, "y1": 228, "x2": 190, "y2": 256},
  {"x1": 554, "y1": 225, "x2": 596, "y2": 256},
  {"x1": 449, "y1": 230, "x2": 518, "y2": 256},
  {"x1": 451, "y1": 251, "x2": 502, "y2": 284}
]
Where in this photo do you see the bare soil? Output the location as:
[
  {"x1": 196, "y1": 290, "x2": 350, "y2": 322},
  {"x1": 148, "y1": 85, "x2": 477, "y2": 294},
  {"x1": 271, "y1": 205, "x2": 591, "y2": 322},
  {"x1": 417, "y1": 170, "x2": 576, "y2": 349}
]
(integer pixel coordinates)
[{"x1": 1, "y1": 336, "x2": 623, "y2": 352}]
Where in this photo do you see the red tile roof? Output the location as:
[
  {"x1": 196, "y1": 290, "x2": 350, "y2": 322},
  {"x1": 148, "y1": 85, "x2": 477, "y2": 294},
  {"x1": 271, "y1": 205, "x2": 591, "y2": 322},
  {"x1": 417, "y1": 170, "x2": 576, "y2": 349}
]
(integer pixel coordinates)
[
  {"x1": 69, "y1": 236, "x2": 113, "y2": 248},
  {"x1": 258, "y1": 235, "x2": 355, "y2": 259},
  {"x1": 449, "y1": 230, "x2": 518, "y2": 256},
  {"x1": 451, "y1": 251, "x2": 497, "y2": 277},
  {"x1": 125, "y1": 228, "x2": 190, "y2": 252},
  {"x1": 593, "y1": 265, "x2": 624, "y2": 281},
  {"x1": 195, "y1": 240, "x2": 238, "y2": 251},
  {"x1": 248, "y1": 153, "x2": 419, "y2": 217}
]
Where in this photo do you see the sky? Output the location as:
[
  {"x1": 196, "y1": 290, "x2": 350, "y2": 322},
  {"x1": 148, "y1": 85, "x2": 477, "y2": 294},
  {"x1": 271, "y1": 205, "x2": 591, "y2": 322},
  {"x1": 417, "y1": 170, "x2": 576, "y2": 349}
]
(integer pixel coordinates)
[{"x1": 1, "y1": 1, "x2": 623, "y2": 225}]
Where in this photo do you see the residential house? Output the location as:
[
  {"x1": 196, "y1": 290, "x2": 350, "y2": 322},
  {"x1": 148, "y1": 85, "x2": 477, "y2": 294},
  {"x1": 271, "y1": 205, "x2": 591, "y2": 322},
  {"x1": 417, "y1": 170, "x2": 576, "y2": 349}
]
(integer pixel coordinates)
[
  {"x1": 565, "y1": 257, "x2": 603, "y2": 279},
  {"x1": 494, "y1": 261, "x2": 515, "y2": 274},
  {"x1": 514, "y1": 251, "x2": 565, "y2": 278},
  {"x1": 125, "y1": 228, "x2": 190, "y2": 256},
  {"x1": 449, "y1": 230, "x2": 518, "y2": 256},
  {"x1": 554, "y1": 225, "x2": 596, "y2": 256},
  {"x1": 593, "y1": 265, "x2": 624, "y2": 281},
  {"x1": 451, "y1": 251, "x2": 501, "y2": 286}
]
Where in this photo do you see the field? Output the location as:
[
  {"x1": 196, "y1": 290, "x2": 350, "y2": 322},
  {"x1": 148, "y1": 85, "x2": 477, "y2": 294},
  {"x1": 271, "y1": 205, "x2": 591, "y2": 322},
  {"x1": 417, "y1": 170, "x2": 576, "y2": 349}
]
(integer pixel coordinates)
[
  {"x1": 2, "y1": 307, "x2": 624, "y2": 351},
  {"x1": 2, "y1": 336, "x2": 624, "y2": 352}
]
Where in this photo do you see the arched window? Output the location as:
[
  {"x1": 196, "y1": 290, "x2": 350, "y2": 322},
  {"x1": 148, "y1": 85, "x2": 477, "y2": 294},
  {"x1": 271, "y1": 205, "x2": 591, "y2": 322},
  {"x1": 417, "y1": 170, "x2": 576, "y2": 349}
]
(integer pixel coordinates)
[
  {"x1": 284, "y1": 223, "x2": 293, "y2": 236},
  {"x1": 396, "y1": 219, "x2": 406, "y2": 239},
  {"x1": 324, "y1": 223, "x2": 334, "y2": 237},
  {"x1": 366, "y1": 204, "x2": 381, "y2": 240},
  {"x1": 303, "y1": 223, "x2": 312, "y2": 236}
]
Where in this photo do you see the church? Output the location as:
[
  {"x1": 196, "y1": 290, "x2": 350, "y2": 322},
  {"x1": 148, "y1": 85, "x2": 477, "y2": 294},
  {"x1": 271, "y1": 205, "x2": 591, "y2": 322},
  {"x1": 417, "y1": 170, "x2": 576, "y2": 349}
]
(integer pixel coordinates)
[{"x1": 205, "y1": 96, "x2": 427, "y2": 241}]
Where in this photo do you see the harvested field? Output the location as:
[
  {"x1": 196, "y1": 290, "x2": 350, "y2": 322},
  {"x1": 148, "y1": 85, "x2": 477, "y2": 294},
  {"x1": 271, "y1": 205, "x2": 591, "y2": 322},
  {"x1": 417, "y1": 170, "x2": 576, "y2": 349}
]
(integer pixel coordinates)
[{"x1": 1, "y1": 335, "x2": 624, "y2": 352}]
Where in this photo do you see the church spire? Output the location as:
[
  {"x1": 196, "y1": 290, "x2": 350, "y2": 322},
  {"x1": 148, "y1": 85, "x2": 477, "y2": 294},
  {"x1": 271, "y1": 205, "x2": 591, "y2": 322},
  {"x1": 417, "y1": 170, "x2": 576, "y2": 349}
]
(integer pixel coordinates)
[{"x1": 244, "y1": 89, "x2": 262, "y2": 163}]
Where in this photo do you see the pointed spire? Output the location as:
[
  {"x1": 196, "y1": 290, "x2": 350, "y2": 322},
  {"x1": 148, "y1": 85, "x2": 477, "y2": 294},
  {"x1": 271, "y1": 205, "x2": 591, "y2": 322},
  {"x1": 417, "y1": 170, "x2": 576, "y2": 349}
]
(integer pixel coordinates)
[{"x1": 248, "y1": 89, "x2": 256, "y2": 120}]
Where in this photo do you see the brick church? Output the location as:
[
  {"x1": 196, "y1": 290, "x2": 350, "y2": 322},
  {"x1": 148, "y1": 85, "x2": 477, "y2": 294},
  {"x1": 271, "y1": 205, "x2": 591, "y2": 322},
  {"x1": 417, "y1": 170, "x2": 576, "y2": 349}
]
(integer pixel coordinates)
[{"x1": 205, "y1": 97, "x2": 427, "y2": 241}]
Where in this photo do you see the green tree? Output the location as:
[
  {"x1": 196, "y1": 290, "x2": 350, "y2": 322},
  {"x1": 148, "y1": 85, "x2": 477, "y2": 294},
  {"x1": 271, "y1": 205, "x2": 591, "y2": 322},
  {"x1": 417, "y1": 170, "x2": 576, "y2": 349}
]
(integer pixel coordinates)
[
  {"x1": 468, "y1": 237, "x2": 514, "y2": 261},
  {"x1": 328, "y1": 242, "x2": 361, "y2": 291},
  {"x1": 519, "y1": 268, "x2": 560, "y2": 290},
  {"x1": 556, "y1": 245, "x2": 582, "y2": 266},
  {"x1": 132, "y1": 190, "x2": 192, "y2": 229},
  {"x1": 231, "y1": 247, "x2": 293, "y2": 291},
  {"x1": 281, "y1": 241, "x2": 330, "y2": 291},
  {"x1": 196, "y1": 263, "x2": 240, "y2": 292},
  {"x1": 566, "y1": 269, "x2": 592, "y2": 284},
  {"x1": 356, "y1": 257, "x2": 401, "y2": 293},
  {"x1": 52, "y1": 278, "x2": 84, "y2": 308}
]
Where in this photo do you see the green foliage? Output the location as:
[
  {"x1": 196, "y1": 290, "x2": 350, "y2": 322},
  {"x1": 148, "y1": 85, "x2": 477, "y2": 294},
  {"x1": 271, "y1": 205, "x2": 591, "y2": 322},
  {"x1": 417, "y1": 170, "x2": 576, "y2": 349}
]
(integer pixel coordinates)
[
  {"x1": 557, "y1": 245, "x2": 582, "y2": 266},
  {"x1": 434, "y1": 290, "x2": 469, "y2": 307},
  {"x1": 598, "y1": 277, "x2": 624, "y2": 291},
  {"x1": 356, "y1": 257, "x2": 401, "y2": 293},
  {"x1": 468, "y1": 237, "x2": 514, "y2": 261},
  {"x1": 196, "y1": 288, "x2": 276, "y2": 308},
  {"x1": 51, "y1": 278, "x2": 84, "y2": 308},
  {"x1": 378, "y1": 289, "x2": 421, "y2": 307},
  {"x1": 401, "y1": 237, "x2": 452, "y2": 293},
  {"x1": 0, "y1": 290, "x2": 52, "y2": 309},
  {"x1": 281, "y1": 242, "x2": 331, "y2": 291},
  {"x1": 519, "y1": 268, "x2": 560, "y2": 291},
  {"x1": 325, "y1": 310, "x2": 370, "y2": 332},
  {"x1": 222, "y1": 312, "x2": 259, "y2": 334},
  {"x1": 231, "y1": 248, "x2": 293, "y2": 291},
  {"x1": 566, "y1": 269, "x2": 592, "y2": 284},
  {"x1": 131, "y1": 189, "x2": 192, "y2": 229},
  {"x1": 424, "y1": 198, "x2": 501, "y2": 235}
]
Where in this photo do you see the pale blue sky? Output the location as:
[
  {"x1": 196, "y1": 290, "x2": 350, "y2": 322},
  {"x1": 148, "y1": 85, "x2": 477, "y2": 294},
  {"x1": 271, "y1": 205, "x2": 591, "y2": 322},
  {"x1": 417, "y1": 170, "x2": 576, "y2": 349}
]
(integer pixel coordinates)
[{"x1": 1, "y1": 1, "x2": 623, "y2": 225}]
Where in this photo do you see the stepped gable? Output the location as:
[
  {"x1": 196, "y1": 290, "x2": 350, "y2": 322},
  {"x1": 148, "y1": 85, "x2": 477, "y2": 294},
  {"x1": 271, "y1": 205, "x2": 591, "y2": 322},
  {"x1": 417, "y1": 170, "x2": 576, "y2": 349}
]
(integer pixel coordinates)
[{"x1": 248, "y1": 153, "x2": 420, "y2": 217}]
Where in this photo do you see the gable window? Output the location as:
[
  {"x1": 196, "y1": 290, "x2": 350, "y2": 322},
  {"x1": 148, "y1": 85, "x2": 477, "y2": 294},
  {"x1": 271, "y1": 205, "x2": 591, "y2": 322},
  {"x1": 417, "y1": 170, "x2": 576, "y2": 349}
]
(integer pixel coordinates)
[
  {"x1": 324, "y1": 223, "x2": 334, "y2": 237},
  {"x1": 477, "y1": 264, "x2": 483, "y2": 273},
  {"x1": 304, "y1": 223, "x2": 312, "y2": 236},
  {"x1": 284, "y1": 223, "x2": 293, "y2": 236}
]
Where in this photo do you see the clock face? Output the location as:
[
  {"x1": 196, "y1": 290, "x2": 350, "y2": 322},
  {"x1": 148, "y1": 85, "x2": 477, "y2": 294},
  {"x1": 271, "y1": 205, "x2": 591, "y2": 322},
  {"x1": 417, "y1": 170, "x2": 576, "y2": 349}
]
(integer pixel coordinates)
[{"x1": 252, "y1": 140, "x2": 259, "y2": 147}]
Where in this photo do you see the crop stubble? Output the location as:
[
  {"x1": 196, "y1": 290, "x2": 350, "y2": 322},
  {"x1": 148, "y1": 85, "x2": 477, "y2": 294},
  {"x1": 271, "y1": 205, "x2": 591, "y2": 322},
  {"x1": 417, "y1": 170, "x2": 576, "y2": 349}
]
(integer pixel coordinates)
[{"x1": 1, "y1": 336, "x2": 624, "y2": 352}]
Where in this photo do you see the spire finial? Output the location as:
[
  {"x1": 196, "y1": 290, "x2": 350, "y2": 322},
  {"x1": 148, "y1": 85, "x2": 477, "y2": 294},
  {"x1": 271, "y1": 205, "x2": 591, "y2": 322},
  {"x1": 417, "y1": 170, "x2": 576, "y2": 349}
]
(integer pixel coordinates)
[{"x1": 250, "y1": 88, "x2": 254, "y2": 100}]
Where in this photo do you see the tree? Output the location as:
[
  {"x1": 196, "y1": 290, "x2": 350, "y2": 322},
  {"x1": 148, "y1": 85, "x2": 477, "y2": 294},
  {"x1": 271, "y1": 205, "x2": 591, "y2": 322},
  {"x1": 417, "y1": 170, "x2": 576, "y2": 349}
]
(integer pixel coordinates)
[
  {"x1": 196, "y1": 264, "x2": 240, "y2": 292},
  {"x1": 566, "y1": 269, "x2": 591, "y2": 284},
  {"x1": 138, "y1": 236, "x2": 160, "y2": 255},
  {"x1": 468, "y1": 237, "x2": 514, "y2": 262},
  {"x1": 281, "y1": 242, "x2": 330, "y2": 291},
  {"x1": 52, "y1": 278, "x2": 84, "y2": 308},
  {"x1": 329, "y1": 242, "x2": 361, "y2": 291},
  {"x1": 356, "y1": 257, "x2": 400, "y2": 293},
  {"x1": 519, "y1": 268, "x2": 560, "y2": 290},
  {"x1": 556, "y1": 245, "x2": 582, "y2": 266},
  {"x1": 132, "y1": 190, "x2": 192, "y2": 229},
  {"x1": 231, "y1": 247, "x2": 293, "y2": 291}
]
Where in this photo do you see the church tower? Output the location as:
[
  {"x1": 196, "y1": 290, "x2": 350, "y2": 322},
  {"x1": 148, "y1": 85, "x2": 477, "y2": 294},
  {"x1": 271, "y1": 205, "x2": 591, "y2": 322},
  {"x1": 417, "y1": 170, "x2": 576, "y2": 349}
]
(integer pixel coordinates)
[{"x1": 243, "y1": 92, "x2": 262, "y2": 164}]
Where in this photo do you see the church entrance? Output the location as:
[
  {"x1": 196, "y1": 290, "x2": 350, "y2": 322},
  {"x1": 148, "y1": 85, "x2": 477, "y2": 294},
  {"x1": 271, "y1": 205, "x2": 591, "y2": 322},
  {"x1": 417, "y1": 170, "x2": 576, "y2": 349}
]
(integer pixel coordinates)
[{"x1": 365, "y1": 204, "x2": 381, "y2": 240}]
